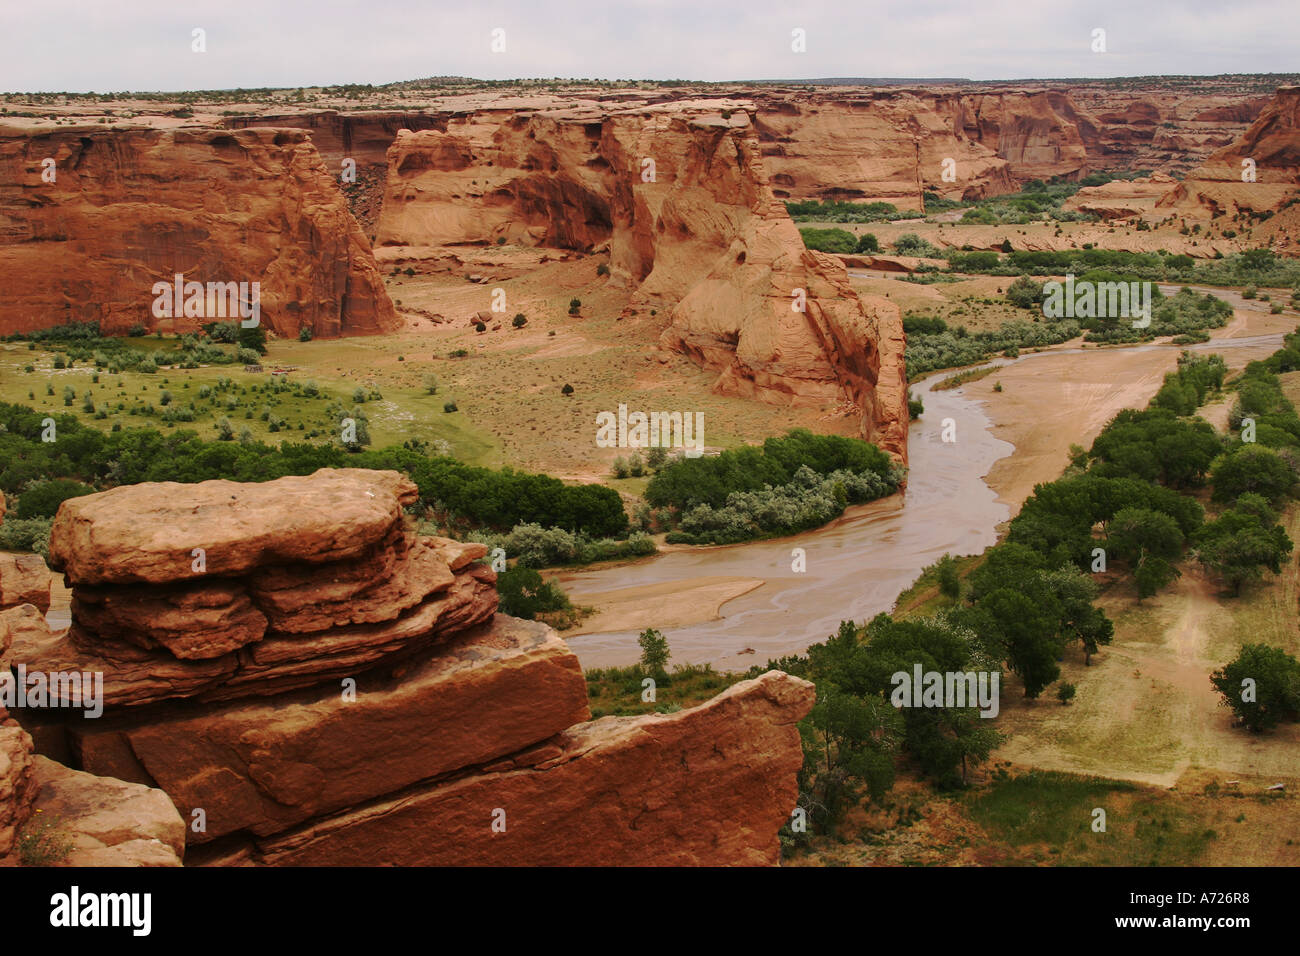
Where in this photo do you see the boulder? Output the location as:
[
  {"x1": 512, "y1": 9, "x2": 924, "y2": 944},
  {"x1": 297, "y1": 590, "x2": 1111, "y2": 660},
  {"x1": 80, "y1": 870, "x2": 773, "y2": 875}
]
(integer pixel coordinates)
[
  {"x1": 0, "y1": 553, "x2": 52, "y2": 613},
  {"x1": 29, "y1": 756, "x2": 184, "y2": 866},
  {"x1": 0, "y1": 710, "x2": 36, "y2": 862}
]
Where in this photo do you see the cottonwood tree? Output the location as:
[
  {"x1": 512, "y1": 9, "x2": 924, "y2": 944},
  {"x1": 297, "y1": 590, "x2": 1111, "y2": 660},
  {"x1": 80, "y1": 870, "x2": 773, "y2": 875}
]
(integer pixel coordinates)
[{"x1": 1210, "y1": 644, "x2": 1300, "y2": 732}]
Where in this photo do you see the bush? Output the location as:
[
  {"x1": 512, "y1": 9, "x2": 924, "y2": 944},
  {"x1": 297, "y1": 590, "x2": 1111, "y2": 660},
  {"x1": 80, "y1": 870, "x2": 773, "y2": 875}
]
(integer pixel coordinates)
[
  {"x1": 569, "y1": 298, "x2": 582, "y2": 315},
  {"x1": 1006, "y1": 275, "x2": 1045, "y2": 310},
  {"x1": 0, "y1": 516, "x2": 54, "y2": 557},
  {"x1": 799, "y1": 227, "x2": 857, "y2": 254},
  {"x1": 443, "y1": 401, "x2": 458, "y2": 413},
  {"x1": 298, "y1": 326, "x2": 313, "y2": 342},
  {"x1": 496, "y1": 566, "x2": 573, "y2": 620},
  {"x1": 893, "y1": 233, "x2": 938, "y2": 257},
  {"x1": 14, "y1": 478, "x2": 94, "y2": 522},
  {"x1": 512, "y1": 313, "x2": 527, "y2": 328}
]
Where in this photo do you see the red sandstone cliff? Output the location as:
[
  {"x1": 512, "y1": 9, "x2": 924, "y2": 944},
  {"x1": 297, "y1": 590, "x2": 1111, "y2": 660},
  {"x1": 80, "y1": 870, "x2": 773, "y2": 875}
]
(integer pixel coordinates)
[
  {"x1": 0, "y1": 125, "x2": 399, "y2": 338},
  {"x1": 1156, "y1": 88, "x2": 1300, "y2": 250}
]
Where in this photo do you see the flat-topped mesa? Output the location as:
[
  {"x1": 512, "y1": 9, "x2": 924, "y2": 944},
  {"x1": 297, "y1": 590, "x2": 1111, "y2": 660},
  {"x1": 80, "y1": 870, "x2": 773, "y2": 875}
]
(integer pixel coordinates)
[
  {"x1": 0, "y1": 125, "x2": 399, "y2": 338},
  {"x1": 24, "y1": 468, "x2": 495, "y2": 708},
  {"x1": 377, "y1": 103, "x2": 909, "y2": 462}
]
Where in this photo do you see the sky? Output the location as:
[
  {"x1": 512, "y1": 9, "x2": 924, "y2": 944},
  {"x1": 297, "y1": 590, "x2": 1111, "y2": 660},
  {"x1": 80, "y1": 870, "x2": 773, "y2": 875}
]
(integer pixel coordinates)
[{"x1": 3, "y1": 0, "x2": 1297, "y2": 93}]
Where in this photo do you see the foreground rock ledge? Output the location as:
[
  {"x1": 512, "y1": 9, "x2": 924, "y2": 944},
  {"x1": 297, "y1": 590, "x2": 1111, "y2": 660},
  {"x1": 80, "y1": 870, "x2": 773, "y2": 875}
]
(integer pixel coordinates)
[
  {"x1": 257, "y1": 670, "x2": 814, "y2": 867},
  {"x1": 74, "y1": 617, "x2": 591, "y2": 842}
]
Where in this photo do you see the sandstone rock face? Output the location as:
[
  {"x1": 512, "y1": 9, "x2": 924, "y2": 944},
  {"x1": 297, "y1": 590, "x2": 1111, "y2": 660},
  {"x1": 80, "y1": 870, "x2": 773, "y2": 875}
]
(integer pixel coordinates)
[
  {"x1": 377, "y1": 103, "x2": 908, "y2": 460},
  {"x1": 1156, "y1": 88, "x2": 1300, "y2": 251},
  {"x1": 74, "y1": 617, "x2": 589, "y2": 842},
  {"x1": 0, "y1": 712, "x2": 36, "y2": 863},
  {"x1": 258, "y1": 671, "x2": 814, "y2": 866},
  {"x1": 1062, "y1": 173, "x2": 1177, "y2": 220},
  {"x1": 29, "y1": 756, "x2": 184, "y2": 866},
  {"x1": 0, "y1": 553, "x2": 52, "y2": 613},
  {"x1": 0, "y1": 125, "x2": 399, "y2": 339}
]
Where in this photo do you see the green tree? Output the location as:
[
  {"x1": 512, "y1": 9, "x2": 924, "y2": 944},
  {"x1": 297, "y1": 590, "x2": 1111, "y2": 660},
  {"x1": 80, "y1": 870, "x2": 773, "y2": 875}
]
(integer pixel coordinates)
[
  {"x1": 237, "y1": 323, "x2": 268, "y2": 355},
  {"x1": 1006, "y1": 274, "x2": 1044, "y2": 310},
  {"x1": 1210, "y1": 444, "x2": 1296, "y2": 504},
  {"x1": 1210, "y1": 643, "x2": 1300, "y2": 732},
  {"x1": 638, "y1": 627, "x2": 670, "y2": 676},
  {"x1": 936, "y1": 553, "x2": 961, "y2": 600},
  {"x1": 974, "y1": 589, "x2": 1061, "y2": 697},
  {"x1": 1104, "y1": 507, "x2": 1184, "y2": 565},
  {"x1": 15, "y1": 479, "x2": 95, "y2": 519},
  {"x1": 1195, "y1": 504, "x2": 1294, "y2": 595}
]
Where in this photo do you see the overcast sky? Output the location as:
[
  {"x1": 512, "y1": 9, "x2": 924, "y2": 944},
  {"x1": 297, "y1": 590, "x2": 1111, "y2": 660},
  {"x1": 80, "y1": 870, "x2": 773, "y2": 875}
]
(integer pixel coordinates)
[{"x1": 4, "y1": 0, "x2": 1296, "y2": 93}]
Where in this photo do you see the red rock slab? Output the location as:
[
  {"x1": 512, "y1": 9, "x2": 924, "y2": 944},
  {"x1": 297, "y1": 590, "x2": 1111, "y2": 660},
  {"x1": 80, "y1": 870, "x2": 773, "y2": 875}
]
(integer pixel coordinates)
[
  {"x1": 75, "y1": 616, "x2": 589, "y2": 843},
  {"x1": 256, "y1": 670, "x2": 814, "y2": 866},
  {"x1": 0, "y1": 553, "x2": 52, "y2": 613},
  {"x1": 72, "y1": 580, "x2": 267, "y2": 660},
  {"x1": 48, "y1": 468, "x2": 418, "y2": 586}
]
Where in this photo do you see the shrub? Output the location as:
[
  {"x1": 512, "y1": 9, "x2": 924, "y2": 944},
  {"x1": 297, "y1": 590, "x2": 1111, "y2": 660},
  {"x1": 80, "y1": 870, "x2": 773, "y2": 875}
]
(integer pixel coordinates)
[
  {"x1": 496, "y1": 566, "x2": 573, "y2": 620},
  {"x1": 568, "y1": 298, "x2": 581, "y2": 315},
  {"x1": 298, "y1": 326, "x2": 313, "y2": 342},
  {"x1": 16, "y1": 479, "x2": 95, "y2": 519},
  {"x1": 443, "y1": 401, "x2": 458, "y2": 413},
  {"x1": 512, "y1": 313, "x2": 527, "y2": 328},
  {"x1": 1006, "y1": 275, "x2": 1045, "y2": 310}
]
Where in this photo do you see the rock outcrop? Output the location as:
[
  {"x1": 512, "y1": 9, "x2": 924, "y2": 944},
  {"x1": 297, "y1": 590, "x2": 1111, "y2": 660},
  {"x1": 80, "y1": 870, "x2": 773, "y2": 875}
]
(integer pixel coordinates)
[
  {"x1": 0, "y1": 126, "x2": 399, "y2": 339},
  {"x1": 0, "y1": 709, "x2": 36, "y2": 864},
  {"x1": 376, "y1": 103, "x2": 909, "y2": 460},
  {"x1": 25, "y1": 469, "x2": 496, "y2": 706},
  {"x1": 6, "y1": 469, "x2": 814, "y2": 865},
  {"x1": 0, "y1": 553, "x2": 51, "y2": 614},
  {"x1": 29, "y1": 756, "x2": 185, "y2": 867}
]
